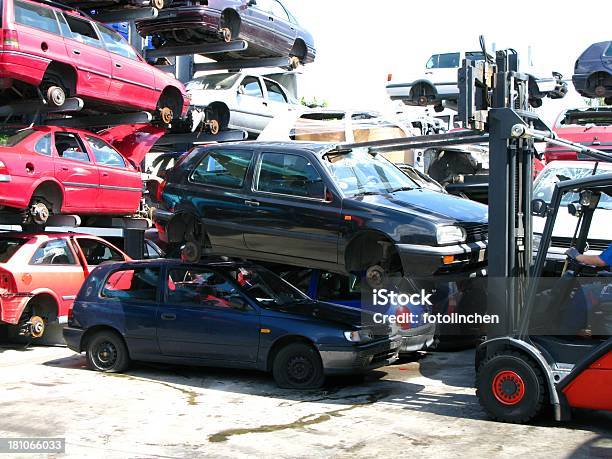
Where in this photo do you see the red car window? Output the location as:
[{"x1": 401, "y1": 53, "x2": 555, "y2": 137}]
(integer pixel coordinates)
[
  {"x1": 30, "y1": 239, "x2": 77, "y2": 266},
  {"x1": 14, "y1": 1, "x2": 61, "y2": 35}
]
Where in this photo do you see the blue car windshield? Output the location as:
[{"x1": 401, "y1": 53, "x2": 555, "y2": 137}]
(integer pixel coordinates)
[
  {"x1": 223, "y1": 266, "x2": 311, "y2": 309},
  {"x1": 323, "y1": 148, "x2": 419, "y2": 197},
  {"x1": 533, "y1": 165, "x2": 612, "y2": 209}
]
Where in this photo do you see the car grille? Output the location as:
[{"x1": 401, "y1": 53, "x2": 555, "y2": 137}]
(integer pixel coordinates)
[
  {"x1": 551, "y1": 237, "x2": 610, "y2": 252},
  {"x1": 462, "y1": 223, "x2": 488, "y2": 242}
]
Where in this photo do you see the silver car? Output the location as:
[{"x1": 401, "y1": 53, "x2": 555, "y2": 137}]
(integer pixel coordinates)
[{"x1": 187, "y1": 72, "x2": 299, "y2": 135}]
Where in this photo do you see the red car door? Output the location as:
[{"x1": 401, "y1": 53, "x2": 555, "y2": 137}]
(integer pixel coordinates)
[
  {"x1": 27, "y1": 236, "x2": 87, "y2": 322},
  {"x1": 57, "y1": 12, "x2": 111, "y2": 101},
  {"x1": 83, "y1": 134, "x2": 142, "y2": 214},
  {"x1": 10, "y1": 0, "x2": 68, "y2": 81},
  {"x1": 96, "y1": 25, "x2": 157, "y2": 111},
  {"x1": 52, "y1": 131, "x2": 100, "y2": 212}
]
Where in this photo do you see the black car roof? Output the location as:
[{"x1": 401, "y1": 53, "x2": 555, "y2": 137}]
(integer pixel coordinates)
[{"x1": 193, "y1": 141, "x2": 339, "y2": 157}]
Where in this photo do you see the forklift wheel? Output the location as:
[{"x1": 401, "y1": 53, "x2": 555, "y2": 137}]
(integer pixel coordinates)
[{"x1": 476, "y1": 351, "x2": 546, "y2": 423}]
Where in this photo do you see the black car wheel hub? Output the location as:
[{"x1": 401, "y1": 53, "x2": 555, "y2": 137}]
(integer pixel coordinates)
[
  {"x1": 94, "y1": 342, "x2": 118, "y2": 369},
  {"x1": 287, "y1": 356, "x2": 313, "y2": 383}
]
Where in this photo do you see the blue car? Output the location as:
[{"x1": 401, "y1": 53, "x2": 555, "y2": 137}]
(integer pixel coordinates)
[
  {"x1": 572, "y1": 41, "x2": 612, "y2": 104},
  {"x1": 272, "y1": 267, "x2": 436, "y2": 354},
  {"x1": 63, "y1": 259, "x2": 401, "y2": 389}
]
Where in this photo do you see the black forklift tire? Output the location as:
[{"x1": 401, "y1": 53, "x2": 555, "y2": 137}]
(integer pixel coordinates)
[
  {"x1": 86, "y1": 331, "x2": 130, "y2": 373},
  {"x1": 476, "y1": 351, "x2": 546, "y2": 423},
  {"x1": 272, "y1": 343, "x2": 325, "y2": 389}
]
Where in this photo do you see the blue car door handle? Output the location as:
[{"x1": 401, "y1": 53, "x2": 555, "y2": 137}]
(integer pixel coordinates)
[
  {"x1": 161, "y1": 313, "x2": 176, "y2": 321},
  {"x1": 245, "y1": 200, "x2": 260, "y2": 207}
]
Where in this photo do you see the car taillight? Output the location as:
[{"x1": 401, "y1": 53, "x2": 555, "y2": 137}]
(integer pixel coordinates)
[
  {"x1": 0, "y1": 268, "x2": 17, "y2": 295},
  {"x1": 156, "y1": 179, "x2": 167, "y2": 202},
  {"x1": 1, "y1": 30, "x2": 19, "y2": 50},
  {"x1": 387, "y1": 73, "x2": 393, "y2": 82},
  {"x1": 0, "y1": 160, "x2": 10, "y2": 182},
  {"x1": 67, "y1": 305, "x2": 74, "y2": 324}
]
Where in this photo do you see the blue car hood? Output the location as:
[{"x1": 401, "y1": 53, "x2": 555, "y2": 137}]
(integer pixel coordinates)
[{"x1": 349, "y1": 189, "x2": 488, "y2": 224}]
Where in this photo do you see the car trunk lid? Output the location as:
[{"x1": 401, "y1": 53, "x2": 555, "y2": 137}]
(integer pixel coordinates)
[{"x1": 98, "y1": 124, "x2": 166, "y2": 167}]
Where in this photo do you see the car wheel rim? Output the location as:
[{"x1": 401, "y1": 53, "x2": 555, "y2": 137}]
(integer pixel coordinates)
[
  {"x1": 492, "y1": 370, "x2": 525, "y2": 405},
  {"x1": 287, "y1": 355, "x2": 314, "y2": 384},
  {"x1": 93, "y1": 341, "x2": 118, "y2": 370}
]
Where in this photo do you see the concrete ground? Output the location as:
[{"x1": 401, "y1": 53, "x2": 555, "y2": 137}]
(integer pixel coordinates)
[{"x1": 0, "y1": 342, "x2": 611, "y2": 459}]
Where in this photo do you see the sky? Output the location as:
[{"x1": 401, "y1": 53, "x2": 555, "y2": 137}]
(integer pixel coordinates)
[{"x1": 282, "y1": 0, "x2": 612, "y2": 125}]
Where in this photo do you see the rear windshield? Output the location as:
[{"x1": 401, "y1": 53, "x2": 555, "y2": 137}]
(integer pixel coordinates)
[
  {"x1": 0, "y1": 237, "x2": 26, "y2": 263},
  {"x1": 0, "y1": 128, "x2": 35, "y2": 147}
]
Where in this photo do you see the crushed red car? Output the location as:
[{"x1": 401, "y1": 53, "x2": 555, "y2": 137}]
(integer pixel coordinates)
[
  {"x1": 0, "y1": 0, "x2": 189, "y2": 120},
  {"x1": 0, "y1": 124, "x2": 165, "y2": 223},
  {"x1": 545, "y1": 107, "x2": 611, "y2": 162},
  {"x1": 0, "y1": 232, "x2": 129, "y2": 339}
]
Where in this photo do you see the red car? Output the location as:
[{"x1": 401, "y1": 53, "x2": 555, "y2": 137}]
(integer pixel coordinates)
[
  {"x1": 0, "y1": 232, "x2": 129, "y2": 339},
  {"x1": 0, "y1": 124, "x2": 165, "y2": 223},
  {"x1": 0, "y1": 0, "x2": 189, "y2": 121},
  {"x1": 545, "y1": 107, "x2": 611, "y2": 162}
]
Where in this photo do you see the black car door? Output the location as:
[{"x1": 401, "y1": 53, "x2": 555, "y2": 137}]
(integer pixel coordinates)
[
  {"x1": 242, "y1": 151, "x2": 341, "y2": 263},
  {"x1": 156, "y1": 266, "x2": 261, "y2": 363},
  {"x1": 187, "y1": 148, "x2": 255, "y2": 250}
]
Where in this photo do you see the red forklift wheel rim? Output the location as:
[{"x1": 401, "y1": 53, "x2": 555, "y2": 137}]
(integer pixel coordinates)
[{"x1": 492, "y1": 370, "x2": 525, "y2": 405}]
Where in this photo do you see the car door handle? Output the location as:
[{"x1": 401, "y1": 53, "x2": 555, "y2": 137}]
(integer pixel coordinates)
[
  {"x1": 262, "y1": 101, "x2": 268, "y2": 106},
  {"x1": 72, "y1": 49, "x2": 81, "y2": 55},
  {"x1": 102, "y1": 172, "x2": 109, "y2": 177},
  {"x1": 268, "y1": 16, "x2": 274, "y2": 21},
  {"x1": 61, "y1": 166, "x2": 69, "y2": 171},
  {"x1": 114, "y1": 63, "x2": 122, "y2": 68},
  {"x1": 161, "y1": 313, "x2": 176, "y2": 321},
  {"x1": 245, "y1": 200, "x2": 260, "y2": 207}
]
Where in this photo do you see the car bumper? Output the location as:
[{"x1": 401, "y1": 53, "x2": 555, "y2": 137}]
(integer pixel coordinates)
[
  {"x1": 318, "y1": 335, "x2": 401, "y2": 375},
  {"x1": 0, "y1": 52, "x2": 47, "y2": 87},
  {"x1": 137, "y1": 7, "x2": 221, "y2": 36},
  {"x1": 398, "y1": 323, "x2": 436, "y2": 353},
  {"x1": 395, "y1": 241, "x2": 488, "y2": 277},
  {"x1": 63, "y1": 326, "x2": 85, "y2": 353}
]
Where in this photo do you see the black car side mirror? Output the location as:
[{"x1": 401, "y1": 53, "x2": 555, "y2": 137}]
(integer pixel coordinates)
[{"x1": 532, "y1": 199, "x2": 548, "y2": 217}]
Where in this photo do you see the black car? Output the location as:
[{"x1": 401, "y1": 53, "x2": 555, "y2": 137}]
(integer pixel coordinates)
[
  {"x1": 572, "y1": 41, "x2": 612, "y2": 105},
  {"x1": 154, "y1": 142, "x2": 488, "y2": 287},
  {"x1": 63, "y1": 259, "x2": 401, "y2": 389}
]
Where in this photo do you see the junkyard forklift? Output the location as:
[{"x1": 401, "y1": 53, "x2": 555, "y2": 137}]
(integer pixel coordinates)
[
  {"x1": 344, "y1": 40, "x2": 612, "y2": 422},
  {"x1": 460, "y1": 43, "x2": 612, "y2": 423},
  {"x1": 475, "y1": 172, "x2": 612, "y2": 422}
]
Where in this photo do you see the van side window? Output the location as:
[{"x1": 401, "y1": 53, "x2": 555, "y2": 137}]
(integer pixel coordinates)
[
  {"x1": 14, "y1": 1, "x2": 60, "y2": 35},
  {"x1": 64, "y1": 15, "x2": 103, "y2": 48}
]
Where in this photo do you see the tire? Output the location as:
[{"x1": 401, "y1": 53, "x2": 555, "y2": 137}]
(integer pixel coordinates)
[
  {"x1": 272, "y1": 343, "x2": 325, "y2": 389},
  {"x1": 86, "y1": 331, "x2": 130, "y2": 373},
  {"x1": 476, "y1": 351, "x2": 546, "y2": 423}
]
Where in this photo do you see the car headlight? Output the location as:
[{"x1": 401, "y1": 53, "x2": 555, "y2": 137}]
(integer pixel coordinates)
[
  {"x1": 344, "y1": 329, "x2": 374, "y2": 343},
  {"x1": 436, "y1": 225, "x2": 466, "y2": 245},
  {"x1": 533, "y1": 233, "x2": 542, "y2": 253}
]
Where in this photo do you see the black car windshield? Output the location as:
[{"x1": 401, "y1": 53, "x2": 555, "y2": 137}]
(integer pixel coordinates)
[
  {"x1": 0, "y1": 237, "x2": 26, "y2": 263},
  {"x1": 0, "y1": 128, "x2": 35, "y2": 147},
  {"x1": 323, "y1": 148, "x2": 419, "y2": 197},
  {"x1": 223, "y1": 266, "x2": 310, "y2": 309},
  {"x1": 533, "y1": 164, "x2": 612, "y2": 209},
  {"x1": 186, "y1": 74, "x2": 241, "y2": 91}
]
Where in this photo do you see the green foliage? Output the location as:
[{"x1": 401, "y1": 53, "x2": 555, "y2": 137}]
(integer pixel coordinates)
[{"x1": 300, "y1": 97, "x2": 328, "y2": 108}]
